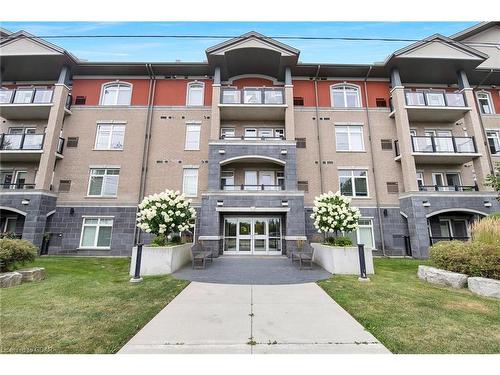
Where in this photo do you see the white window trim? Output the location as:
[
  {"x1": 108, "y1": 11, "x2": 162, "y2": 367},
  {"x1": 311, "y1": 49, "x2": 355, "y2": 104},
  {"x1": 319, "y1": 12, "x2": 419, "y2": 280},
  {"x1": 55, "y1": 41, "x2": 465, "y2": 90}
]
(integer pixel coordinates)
[
  {"x1": 99, "y1": 81, "x2": 133, "y2": 106},
  {"x1": 476, "y1": 91, "x2": 495, "y2": 114},
  {"x1": 335, "y1": 125, "x2": 365, "y2": 152},
  {"x1": 330, "y1": 83, "x2": 362, "y2": 108},
  {"x1": 94, "y1": 123, "x2": 126, "y2": 151},
  {"x1": 3, "y1": 217, "x2": 17, "y2": 233},
  {"x1": 486, "y1": 129, "x2": 500, "y2": 153},
  {"x1": 78, "y1": 217, "x2": 114, "y2": 249},
  {"x1": 184, "y1": 122, "x2": 201, "y2": 150},
  {"x1": 182, "y1": 167, "x2": 199, "y2": 197},
  {"x1": 338, "y1": 169, "x2": 369, "y2": 197},
  {"x1": 87, "y1": 168, "x2": 120, "y2": 197},
  {"x1": 186, "y1": 81, "x2": 205, "y2": 107}
]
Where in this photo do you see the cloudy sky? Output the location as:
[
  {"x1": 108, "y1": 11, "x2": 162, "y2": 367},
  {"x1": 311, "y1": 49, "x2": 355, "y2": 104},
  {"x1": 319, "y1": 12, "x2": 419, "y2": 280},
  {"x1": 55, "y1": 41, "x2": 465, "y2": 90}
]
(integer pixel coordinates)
[{"x1": 1, "y1": 21, "x2": 478, "y2": 64}]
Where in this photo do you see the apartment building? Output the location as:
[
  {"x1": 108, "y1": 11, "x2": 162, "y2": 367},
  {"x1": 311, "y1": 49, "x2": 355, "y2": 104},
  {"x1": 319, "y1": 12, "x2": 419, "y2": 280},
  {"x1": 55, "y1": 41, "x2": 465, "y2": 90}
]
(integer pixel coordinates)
[{"x1": 1, "y1": 22, "x2": 499, "y2": 258}]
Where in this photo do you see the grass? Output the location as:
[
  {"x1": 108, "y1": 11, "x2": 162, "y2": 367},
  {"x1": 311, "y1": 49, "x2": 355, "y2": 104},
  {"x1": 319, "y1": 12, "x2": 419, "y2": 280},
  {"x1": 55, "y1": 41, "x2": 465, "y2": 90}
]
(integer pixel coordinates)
[
  {"x1": 318, "y1": 258, "x2": 500, "y2": 354},
  {"x1": 0, "y1": 257, "x2": 189, "y2": 354}
]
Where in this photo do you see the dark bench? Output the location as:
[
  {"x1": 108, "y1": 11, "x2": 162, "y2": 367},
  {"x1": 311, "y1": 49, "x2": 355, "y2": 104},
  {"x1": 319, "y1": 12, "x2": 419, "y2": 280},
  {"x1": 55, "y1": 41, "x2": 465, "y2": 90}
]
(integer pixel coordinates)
[
  {"x1": 290, "y1": 243, "x2": 314, "y2": 270},
  {"x1": 191, "y1": 243, "x2": 213, "y2": 269}
]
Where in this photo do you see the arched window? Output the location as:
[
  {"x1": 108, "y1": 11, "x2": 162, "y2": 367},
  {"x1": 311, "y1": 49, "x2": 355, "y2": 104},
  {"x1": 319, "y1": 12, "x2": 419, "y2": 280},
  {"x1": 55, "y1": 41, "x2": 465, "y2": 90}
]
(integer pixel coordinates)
[
  {"x1": 100, "y1": 82, "x2": 132, "y2": 106},
  {"x1": 476, "y1": 91, "x2": 494, "y2": 114},
  {"x1": 330, "y1": 84, "x2": 361, "y2": 108},
  {"x1": 187, "y1": 81, "x2": 204, "y2": 106}
]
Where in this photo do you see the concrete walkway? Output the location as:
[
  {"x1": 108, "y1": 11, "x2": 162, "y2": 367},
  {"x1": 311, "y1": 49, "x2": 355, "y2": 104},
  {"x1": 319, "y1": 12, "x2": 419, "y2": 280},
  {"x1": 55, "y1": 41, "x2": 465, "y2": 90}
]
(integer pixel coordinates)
[{"x1": 119, "y1": 282, "x2": 390, "y2": 354}]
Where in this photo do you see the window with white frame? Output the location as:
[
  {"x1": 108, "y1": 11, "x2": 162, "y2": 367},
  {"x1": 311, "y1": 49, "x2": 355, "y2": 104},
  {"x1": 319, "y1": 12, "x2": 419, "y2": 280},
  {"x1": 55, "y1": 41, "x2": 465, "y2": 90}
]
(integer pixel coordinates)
[
  {"x1": 100, "y1": 82, "x2": 132, "y2": 106},
  {"x1": 187, "y1": 82, "x2": 204, "y2": 106},
  {"x1": 346, "y1": 219, "x2": 375, "y2": 249},
  {"x1": 486, "y1": 130, "x2": 500, "y2": 154},
  {"x1": 95, "y1": 124, "x2": 125, "y2": 150},
  {"x1": 183, "y1": 168, "x2": 198, "y2": 196},
  {"x1": 185, "y1": 123, "x2": 201, "y2": 150},
  {"x1": 331, "y1": 84, "x2": 361, "y2": 108},
  {"x1": 335, "y1": 125, "x2": 364, "y2": 151},
  {"x1": 477, "y1": 92, "x2": 494, "y2": 114},
  {"x1": 79, "y1": 217, "x2": 113, "y2": 249},
  {"x1": 87, "y1": 168, "x2": 120, "y2": 197},
  {"x1": 339, "y1": 169, "x2": 368, "y2": 197}
]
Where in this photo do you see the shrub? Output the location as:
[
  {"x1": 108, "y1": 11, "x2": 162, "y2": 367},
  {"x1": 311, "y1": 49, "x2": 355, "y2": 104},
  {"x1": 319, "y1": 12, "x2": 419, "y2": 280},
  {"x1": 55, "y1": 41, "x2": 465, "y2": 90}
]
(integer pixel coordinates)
[
  {"x1": 0, "y1": 238, "x2": 38, "y2": 272},
  {"x1": 471, "y1": 216, "x2": 500, "y2": 246},
  {"x1": 310, "y1": 191, "x2": 361, "y2": 235},
  {"x1": 488, "y1": 211, "x2": 500, "y2": 219},
  {"x1": 429, "y1": 240, "x2": 500, "y2": 280},
  {"x1": 324, "y1": 236, "x2": 353, "y2": 247}
]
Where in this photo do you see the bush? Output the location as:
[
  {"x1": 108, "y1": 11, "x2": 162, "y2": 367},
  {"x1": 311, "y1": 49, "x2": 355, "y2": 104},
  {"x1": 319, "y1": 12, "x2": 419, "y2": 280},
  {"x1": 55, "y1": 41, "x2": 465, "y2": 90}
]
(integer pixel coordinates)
[
  {"x1": 310, "y1": 191, "x2": 361, "y2": 235},
  {"x1": 471, "y1": 216, "x2": 500, "y2": 246},
  {"x1": 324, "y1": 236, "x2": 353, "y2": 247},
  {"x1": 150, "y1": 233, "x2": 184, "y2": 247},
  {"x1": 429, "y1": 240, "x2": 500, "y2": 280},
  {"x1": 0, "y1": 238, "x2": 38, "y2": 272}
]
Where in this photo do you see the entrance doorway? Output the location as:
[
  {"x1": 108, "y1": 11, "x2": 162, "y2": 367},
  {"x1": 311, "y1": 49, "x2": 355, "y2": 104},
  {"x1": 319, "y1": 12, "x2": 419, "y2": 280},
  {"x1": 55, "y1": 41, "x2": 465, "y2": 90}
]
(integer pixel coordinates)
[{"x1": 223, "y1": 217, "x2": 282, "y2": 255}]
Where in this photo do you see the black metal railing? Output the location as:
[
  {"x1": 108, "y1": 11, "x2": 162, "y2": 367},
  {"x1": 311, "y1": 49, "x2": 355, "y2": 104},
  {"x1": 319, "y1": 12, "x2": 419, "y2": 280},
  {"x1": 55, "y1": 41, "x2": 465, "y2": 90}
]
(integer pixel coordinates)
[
  {"x1": 219, "y1": 135, "x2": 285, "y2": 141},
  {"x1": 0, "y1": 88, "x2": 54, "y2": 105},
  {"x1": 221, "y1": 184, "x2": 285, "y2": 191},
  {"x1": 394, "y1": 140, "x2": 400, "y2": 157},
  {"x1": 405, "y1": 91, "x2": 466, "y2": 107},
  {"x1": 419, "y1": 184, "x2": 479, "y2": 192},
  {"x1": 0, "y1": 133, "x2": 45, "y2": 150},
  {"x1": 221, "y1": 88, "x2": 285, "y2": 105},
  {"x1": 429, "y1": 236, "x2": 470, "y2": 245},
  {"x1": 57, "y1": 137, "x2": 65, "y2": 154},
  {"x1": 1, "y1": 183, "x2": 36, "y2": 190},
  {"x1": 411, "y1": 136, "x2": 477, "y2": 154}
]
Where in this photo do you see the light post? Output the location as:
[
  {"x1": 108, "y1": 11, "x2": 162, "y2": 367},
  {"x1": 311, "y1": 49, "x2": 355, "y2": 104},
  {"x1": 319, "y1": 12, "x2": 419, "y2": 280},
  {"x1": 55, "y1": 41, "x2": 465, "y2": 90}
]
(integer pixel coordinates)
[
  {"x1": 130, "y1": 242, "x2": 144, "y2": 283},
  {"x1": 357, "y1": 243, "x2": 370, "y2": 282}
]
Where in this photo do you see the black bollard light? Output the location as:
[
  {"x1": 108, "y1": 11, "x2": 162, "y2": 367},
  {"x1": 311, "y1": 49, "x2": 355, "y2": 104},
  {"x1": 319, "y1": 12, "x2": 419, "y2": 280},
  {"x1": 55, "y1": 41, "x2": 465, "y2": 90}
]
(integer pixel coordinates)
[
  {"x1": 357, "y1": 243, "x2": 370, "y2": 282},
  {"x1": 130, "y1": 243, "x2": 144, "y2": 283}
]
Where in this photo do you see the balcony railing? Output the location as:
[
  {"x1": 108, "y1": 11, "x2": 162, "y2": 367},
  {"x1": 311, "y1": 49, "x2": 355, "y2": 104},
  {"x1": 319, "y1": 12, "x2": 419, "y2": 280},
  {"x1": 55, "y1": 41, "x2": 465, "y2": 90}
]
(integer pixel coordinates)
[
  {"x1": 419, "y1": 185, "x2": 478, "y2": 192},
  {"x1": 219, "y1": 135, "x2": 285, "y2": 141},
  {"x1": 221, "y1": 184, "x2": 285, "y2": 191},
  {"x1": 0, "y1": 88, "x2": 54, "y2": 105},
  {"x1": 57, "y1": 137, "x2": 65, "y2": 154},
  {"x1": 394, "y1": 140, "x2": 400, "y2": 157},
  {"x1": 1, "y1": 183, "x2": 36, "y2": 190},
  {"x1": 411, "y1": 136, "x2": 476, "y2": 153},
  {"x1": 405, "y1": 91, "x2": 466, "y2": 107},
  {"x1": 429, "y1": 236, "x2": 470, "y2": 245},
  {"x1": 221, "y1": 88, "x2": 285, "y2": 105},
  {"x1": 0, "y1": 133, "x2": 45, "y2": 150}
]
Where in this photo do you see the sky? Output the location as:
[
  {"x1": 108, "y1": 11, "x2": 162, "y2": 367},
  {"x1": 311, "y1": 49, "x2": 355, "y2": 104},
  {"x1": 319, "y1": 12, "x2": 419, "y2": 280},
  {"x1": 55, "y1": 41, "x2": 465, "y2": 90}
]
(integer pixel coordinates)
[{"x1": 1, "y1": 21, "x2": 478, "y2": 64}]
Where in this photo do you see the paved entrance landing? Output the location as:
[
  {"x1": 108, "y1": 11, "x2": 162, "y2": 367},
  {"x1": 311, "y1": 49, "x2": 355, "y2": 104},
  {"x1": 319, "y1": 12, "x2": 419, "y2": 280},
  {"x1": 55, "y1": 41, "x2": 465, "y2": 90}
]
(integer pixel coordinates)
[
  {"x1": 119, "y1": 282, "x2": 390, "y2": 354},
  {"x1": 172, "y1": 256, "x2": 331, "y2": 285}
]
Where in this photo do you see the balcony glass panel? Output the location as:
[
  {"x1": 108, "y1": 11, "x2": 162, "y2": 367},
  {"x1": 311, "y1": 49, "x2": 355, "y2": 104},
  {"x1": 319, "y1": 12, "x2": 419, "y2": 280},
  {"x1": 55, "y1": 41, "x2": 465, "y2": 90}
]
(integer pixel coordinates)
[
  {"x1": 22, "y1": 134, "x2": 44, "y2": 149},
  {"x1": 405, "y1": 92, "x2": 425, "y2": 106},
  {"x1": 222, "y1": 90, "x2": 240, "y2": 104},
  {"x1": 425, "y1": 92, "x2": 446, "y2": 106},
  {"x1": 412, "y1": 137, "x2": 434, "y2": 152},
  {"x1": 434, "y1": 137, "x2": 454, "y2": 152},
  {"x1": 33, "y1": 89, "x2": 53, "y2": 103},
  {"x1": 0, "y1": 90, "x2": 14, "y2": 104},
  {"x1": 454, "y1": 137, "x2": 475, "y2": 153},
  {"x1": 445, "y1": 93, "x2": 466, "y2": 107},
  {"x1": 13, "y1": 90, "x2": 34, "y2": 104},
  {"x1": 1, "y1": 134, "x2": 23, "y2": 149},
  {"x1": 243, "y1": 90, "x2": 262, "y2": 104},
  {"x1": 264, "y1": 90, "x2": 284, "y2": 104}
]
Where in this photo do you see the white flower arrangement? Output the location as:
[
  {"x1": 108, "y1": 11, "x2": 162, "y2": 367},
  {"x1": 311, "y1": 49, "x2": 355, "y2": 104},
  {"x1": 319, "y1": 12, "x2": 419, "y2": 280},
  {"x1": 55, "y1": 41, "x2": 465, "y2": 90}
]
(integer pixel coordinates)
[
  {"x1": 310, "y1": 191, "x2": 361, "y2": 235},
  {"x1": 136, "y1": 190, "x2": 196, "y2": 241}
]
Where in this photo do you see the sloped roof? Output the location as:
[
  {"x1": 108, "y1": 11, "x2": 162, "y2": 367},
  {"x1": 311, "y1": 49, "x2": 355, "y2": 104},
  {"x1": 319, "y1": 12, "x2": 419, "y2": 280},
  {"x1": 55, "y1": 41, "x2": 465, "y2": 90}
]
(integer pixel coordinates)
[{"x1": 451, "y1": 21, "x2": 500, "y2": 41}]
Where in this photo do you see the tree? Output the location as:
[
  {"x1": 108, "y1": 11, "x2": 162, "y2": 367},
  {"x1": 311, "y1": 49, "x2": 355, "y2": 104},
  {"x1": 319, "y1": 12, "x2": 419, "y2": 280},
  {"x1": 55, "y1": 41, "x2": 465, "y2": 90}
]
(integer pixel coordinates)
[
  {"x1": 485, "y1": 162, "x2": 500, "y2": 201},
  {"x1": 310, "y1": 191, "x2": 361, "y2": 236}
]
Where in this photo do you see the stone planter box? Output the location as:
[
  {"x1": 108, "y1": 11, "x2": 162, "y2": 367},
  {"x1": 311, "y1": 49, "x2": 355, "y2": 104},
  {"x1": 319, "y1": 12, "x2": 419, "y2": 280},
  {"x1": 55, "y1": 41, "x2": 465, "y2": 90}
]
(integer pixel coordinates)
[
  {"x1": 468, "y1": 277, "x2": 500, "y2": 299},
  {"x1": 129, "y1": 243, "x2": 192, "y2": 276},
  {"x1": 18, "y1": 267, "x2": 45, "y2": 282},
  {"x1": 311, "y1": 243, "x2": 374, "y2": 275},
  {"x1": 417, "y1": 265, "x2": 468, "y2": 288},
  {"x1": 0, "y1": 272, "x2": 22, "y2": 288}
]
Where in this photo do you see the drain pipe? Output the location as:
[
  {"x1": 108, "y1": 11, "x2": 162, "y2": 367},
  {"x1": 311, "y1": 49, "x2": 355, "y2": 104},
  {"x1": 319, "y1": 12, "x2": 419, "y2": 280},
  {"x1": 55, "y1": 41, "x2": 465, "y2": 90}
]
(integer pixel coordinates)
[
  {"x1": 363, "y1": 66, "x2": 387, "y2": 256},
  {"x1": 313, "y1": 65, "x2": 325, "y2": 193},
  {"x1": 135, "y1": 64, "x2": 157, "y2": 244}
]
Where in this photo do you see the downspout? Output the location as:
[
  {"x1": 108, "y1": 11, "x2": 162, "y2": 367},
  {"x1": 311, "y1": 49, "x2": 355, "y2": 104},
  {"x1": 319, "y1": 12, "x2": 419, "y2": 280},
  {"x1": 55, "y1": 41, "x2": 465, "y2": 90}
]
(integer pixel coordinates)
[
  {"x1": 135, "y1": 63, "x2": 157, "y2": 244},
  {"x1": 313, "y1": 65, "x2": 325, "y2": 193},
  {"x1": 363, "y1": 66, "x2": 387, "y2": 256}
]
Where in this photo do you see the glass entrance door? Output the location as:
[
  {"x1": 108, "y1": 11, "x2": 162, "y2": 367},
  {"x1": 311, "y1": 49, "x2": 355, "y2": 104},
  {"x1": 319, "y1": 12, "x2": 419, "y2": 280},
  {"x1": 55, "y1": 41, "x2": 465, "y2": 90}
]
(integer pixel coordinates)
[{"x1": 223, "y1": 217, "x2": 282, "y2": 254}]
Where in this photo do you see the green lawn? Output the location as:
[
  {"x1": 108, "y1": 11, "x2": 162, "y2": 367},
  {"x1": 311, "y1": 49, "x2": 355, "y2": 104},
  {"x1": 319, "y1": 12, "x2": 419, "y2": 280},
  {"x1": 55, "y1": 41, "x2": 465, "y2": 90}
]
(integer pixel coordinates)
[
  {"x1": 318, "y1": 258, "x2": 500, "y2": 354},
  {"x1": 0, "y1": 257, "x2": 189, "y2": 354}
]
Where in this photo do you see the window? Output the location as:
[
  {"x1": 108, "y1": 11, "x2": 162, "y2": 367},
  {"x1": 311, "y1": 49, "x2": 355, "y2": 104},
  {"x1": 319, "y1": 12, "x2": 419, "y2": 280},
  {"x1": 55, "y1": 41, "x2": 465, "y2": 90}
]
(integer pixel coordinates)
[
  {"x1": 347, "y1": 219, "x2": 375, "y2": 249},
  {"x1": 221, "y1": 128, "x2": 235, "y2": 139},
  {"x1": 381, "y1": 139, "x2": 393, "y2": 150},
  {"x1": 258, "y1": 128, "x2": 274, "y2": 138},
  {"x1": 486, "y1": 130, "x2": 500, "y2": 154},
  {"x1": 244, "y1": 128, "x2": 257, "y2": 139},
  {"x1": 74, "y1": 96, "x2": 86, "y2": 105},
  {"x1": 58, "y1": 180, "x2": 71, "y2": 192},
  {"x1": 277, "y1": 172, "x2": 285, "y2": 189},
  {"x1": 87, "y1": 168, "x2": 120, "y2": 197},
  {"x1": 416, "y1": 172, "x2": 425, "y2": 189},
  {"x1": 432, "y1": 172, "x2": 461, "y2": 191},
  {"x1": 477, "y1": 92, "x2": 494, "y2": 114},
  {"x1": 275, "y1": 129, "x2": 285, "y2": 139},
  {"x1": 183, "y1": 168, "x2": 198, "y2": 196},
  {"x1": 339, "y1": 170, "x2": 368, "y2": 197},
  {"x1": 293, "y1": 97, "x2": 304, "y2": 106},
  {"x1": 67, "y1": 137, "x2": 79, "y2": 148},
  {"x1": 298, "y1": 181, "x2": 309, "y2": 192},
  {"x1": 79, "y1": 217, "x2": 113, "y2": 249},
  {"x1": 100, "y1": 82, "x2": 132, "y2": 106},
  {"x1": 335, "y1": 126, "x2": 364, "y2": 151},
  {"x1": 95, "y1": 124, "x2": 125, "y2": 150},
  {"x1": 187, "y1": 82, "x2": 204, "y2": 106},
  {"x1": 331, "y1": 84, "x2": 361, "y2": 108},
  {"x1": 295, "y1": 138, "x2": 306, "y2": 148},
  {"x1": 221, "y1": 171, "x2": 235, "y2": 190},
  {"x1": 185, "y1": 123, "x2": 201, "y2": 150},
  {"x1": 386, "y1": 182, "x2": 399, "y2": 194},
  {"x1": 375, "y1": 98, "x2": 387, "y2": 107}
]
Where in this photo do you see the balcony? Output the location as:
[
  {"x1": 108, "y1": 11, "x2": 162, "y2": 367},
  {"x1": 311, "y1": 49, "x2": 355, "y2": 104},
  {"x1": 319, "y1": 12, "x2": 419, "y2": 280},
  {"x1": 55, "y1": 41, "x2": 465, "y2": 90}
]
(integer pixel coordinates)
[
  {"x1": 403, "y1": 91, "x2": 471, "y2": 122},
  {"x1": 0, "y1": 133, "x2": 65, "y2": 161},
  {"x1": 221, "y1": 184, "x2": 285, "y2": 191},
  {"x1": 0, "y1": 88, "x2": 55, "y2": 120},
  {"x1": 1, "y1": 183, "x2": 36, "y2": 191},
  {"x1": 410, "y1": 135, "x2": 480, "y2": 164},
  {"x1": 419, "y1": 185, "x2": 478, "y2": 192},
  {"x1": 219, "y1": 88, "x2": 287, "y2": 121}
]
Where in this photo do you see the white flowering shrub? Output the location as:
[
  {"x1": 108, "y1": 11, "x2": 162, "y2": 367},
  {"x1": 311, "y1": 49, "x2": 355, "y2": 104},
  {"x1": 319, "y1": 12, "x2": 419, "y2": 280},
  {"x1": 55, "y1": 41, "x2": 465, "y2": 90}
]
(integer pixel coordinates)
[
  {"x1": 136, "y1": 190, "x2": 196, "y2": 244},
  {"x1": 310, "y1": 191, "x2": 361, "y2": 235}
]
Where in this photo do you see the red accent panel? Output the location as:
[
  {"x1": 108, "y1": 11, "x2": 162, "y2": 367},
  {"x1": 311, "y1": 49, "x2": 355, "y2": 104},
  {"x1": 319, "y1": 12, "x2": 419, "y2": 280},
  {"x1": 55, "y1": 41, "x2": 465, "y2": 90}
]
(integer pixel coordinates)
[
  {"x1": 292, "y1": 80, "x2": 316, "y2": 106},
  {"x1": 71, "y1": 79, "x2": 150, "y2": 106},
  {"x1": 365, "y1": 81, "x2": 391, "y2": 108},
  {"x1": 230, "y1": 78, "x2": 278, "y2": 88},
  {"x1": 153, "y1": 79, "x2": 212, "y2": 106}
]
